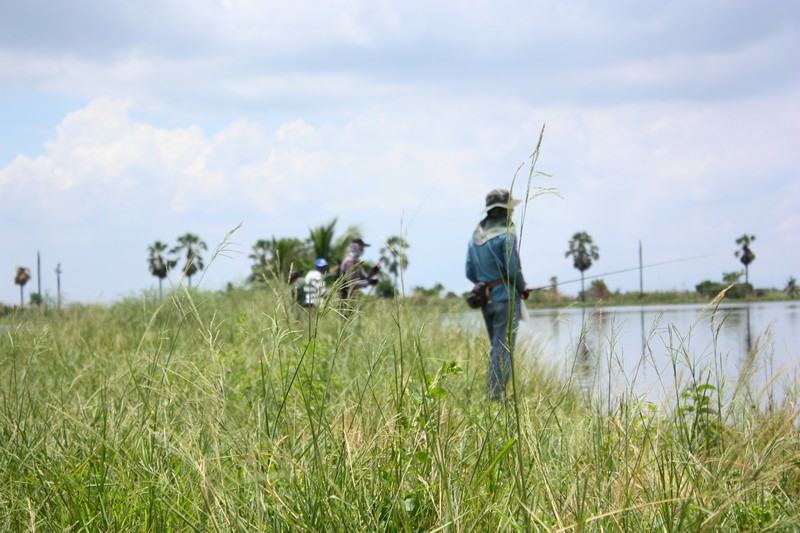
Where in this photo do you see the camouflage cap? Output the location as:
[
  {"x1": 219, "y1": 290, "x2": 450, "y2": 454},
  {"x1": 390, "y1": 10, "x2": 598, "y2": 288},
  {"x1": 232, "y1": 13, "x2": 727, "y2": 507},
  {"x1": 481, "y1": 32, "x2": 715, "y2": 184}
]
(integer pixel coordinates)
[{"x1": 484, "y1": 189, "x2": 521, "y2": 212}]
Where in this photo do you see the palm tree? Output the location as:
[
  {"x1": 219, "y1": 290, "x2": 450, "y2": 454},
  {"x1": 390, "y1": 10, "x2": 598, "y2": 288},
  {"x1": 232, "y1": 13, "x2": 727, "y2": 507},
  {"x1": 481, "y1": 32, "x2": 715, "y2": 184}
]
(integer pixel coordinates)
[
  {"x1": 565, "y1": 231, "x2": 600, "y2": 301},
  {"x1": 734, "y1": 234, "x2": 756, "y2": 286},
  {"x1": 171, "y1": 233, "x2": 208, "y2": 287},
  {"x1": 249, "y1": 237, "x2": 309, "y2": 283},
  {"x1": 274, "y1": 237, "x2": 310, "y2": 279},
  {"x1": 307, "y1": 216, "x2": 361, "y2": 253},
  {"x1": 249, "y1": 239, "x2": 273, "y2": 283},
  {"x1": 379, "y1": 235, "x2": 409, "y2": 291},
  {"x1": 147, "y1": 240, "x2": 176, "y2": 298},
  {"x1": 304, "y1": 220, "x2": 362, "y2": 277},
  {"x1": 307, "y1": 219, "x2": 339, "y2": 263},
  {"x1": 14, "y1": 267, "x2": 31, "y2": 307}
]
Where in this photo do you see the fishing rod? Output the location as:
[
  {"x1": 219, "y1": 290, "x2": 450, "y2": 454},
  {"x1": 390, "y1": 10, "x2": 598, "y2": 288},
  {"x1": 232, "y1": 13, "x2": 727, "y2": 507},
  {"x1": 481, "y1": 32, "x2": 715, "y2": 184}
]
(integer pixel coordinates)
[{"x1": 528, "y1": 253, "x2": 714, "y2": 292}]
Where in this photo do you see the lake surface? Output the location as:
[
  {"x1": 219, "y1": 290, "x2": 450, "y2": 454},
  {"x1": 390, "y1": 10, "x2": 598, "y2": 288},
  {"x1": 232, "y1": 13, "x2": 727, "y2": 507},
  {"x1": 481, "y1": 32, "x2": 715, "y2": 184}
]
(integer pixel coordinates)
[{"x1": 463, "y1": 301, "x2": 799, "y2": 409}]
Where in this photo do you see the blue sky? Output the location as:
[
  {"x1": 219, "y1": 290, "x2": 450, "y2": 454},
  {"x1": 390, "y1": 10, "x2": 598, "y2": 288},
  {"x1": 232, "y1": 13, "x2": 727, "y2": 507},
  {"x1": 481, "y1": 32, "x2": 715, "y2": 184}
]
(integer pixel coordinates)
[{"x1": 1, "y1": 0, "x2": 798, "y2": 305}]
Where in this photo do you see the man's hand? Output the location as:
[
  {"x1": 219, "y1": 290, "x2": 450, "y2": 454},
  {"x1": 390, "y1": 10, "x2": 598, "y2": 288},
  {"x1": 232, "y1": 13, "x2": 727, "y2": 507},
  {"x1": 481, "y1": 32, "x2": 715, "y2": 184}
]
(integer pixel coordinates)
[{"x1": 521, "y1": 288, "x2": 531, "y2": 300}]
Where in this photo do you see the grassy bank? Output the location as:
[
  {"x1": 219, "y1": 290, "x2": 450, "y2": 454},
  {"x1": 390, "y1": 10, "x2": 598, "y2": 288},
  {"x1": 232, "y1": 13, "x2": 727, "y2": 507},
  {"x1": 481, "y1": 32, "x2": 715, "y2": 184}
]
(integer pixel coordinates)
[{"x1": 1, "y1": 284, "x2": 798, "y2": 531}]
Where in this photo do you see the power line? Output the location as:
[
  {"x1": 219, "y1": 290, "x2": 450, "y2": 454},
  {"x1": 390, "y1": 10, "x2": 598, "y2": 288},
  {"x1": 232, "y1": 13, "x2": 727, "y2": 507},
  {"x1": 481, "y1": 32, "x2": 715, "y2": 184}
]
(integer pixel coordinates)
[{"x1": 530, "y1": 253, "x2": 714, "y2": 291}]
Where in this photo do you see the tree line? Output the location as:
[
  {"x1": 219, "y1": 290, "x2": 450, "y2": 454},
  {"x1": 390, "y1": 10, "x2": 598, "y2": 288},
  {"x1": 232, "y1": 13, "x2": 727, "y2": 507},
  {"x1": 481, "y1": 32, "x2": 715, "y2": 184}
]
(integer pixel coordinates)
[
  {"x1": 147, "y1": 220, "x2": 410, "y2": 300},
  {"x1": 562, "y1": 231, "x2": 796, "y2": 301},
  {"x1": 8, "y1": 229, "x2": 796, "y2": 308}
]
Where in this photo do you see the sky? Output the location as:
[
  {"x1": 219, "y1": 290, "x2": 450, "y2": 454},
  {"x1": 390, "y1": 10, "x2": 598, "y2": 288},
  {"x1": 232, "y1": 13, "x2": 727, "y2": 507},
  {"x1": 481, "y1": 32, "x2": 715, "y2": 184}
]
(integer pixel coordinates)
[{"x1": 1, "y1": 0, "x2": 798, "y2": 306}]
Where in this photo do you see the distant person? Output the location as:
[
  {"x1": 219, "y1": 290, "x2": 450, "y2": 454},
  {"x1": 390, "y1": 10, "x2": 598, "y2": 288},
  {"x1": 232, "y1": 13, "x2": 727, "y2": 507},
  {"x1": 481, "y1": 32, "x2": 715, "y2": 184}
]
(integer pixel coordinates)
[
  {"x1": 302, "y1": 258, "x2": 329, "y2": 308},
  {"x1": 338, "y1": 238, "x2": 380, "y2": 301},
  {"x1": 465, "y1": 189, "x2": 530, "y2": 400}
]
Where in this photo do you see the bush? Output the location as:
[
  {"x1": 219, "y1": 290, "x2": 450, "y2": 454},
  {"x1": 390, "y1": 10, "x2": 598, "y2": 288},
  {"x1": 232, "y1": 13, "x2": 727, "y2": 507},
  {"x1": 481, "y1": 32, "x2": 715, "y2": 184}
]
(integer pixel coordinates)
[
  {"x1": 696, "y1": 280, "x2": 725, "y2": 298},
  {"x1": 588, "y1": 279, "x2": 611, "y2": 300}
]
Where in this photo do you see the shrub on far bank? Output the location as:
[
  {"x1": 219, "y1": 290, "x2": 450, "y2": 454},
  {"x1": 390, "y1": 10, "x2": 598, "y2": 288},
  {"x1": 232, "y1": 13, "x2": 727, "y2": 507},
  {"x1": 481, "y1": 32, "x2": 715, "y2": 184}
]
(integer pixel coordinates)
[{"x1": 696, "y1": 280, "x2": 753, "y2": 299}]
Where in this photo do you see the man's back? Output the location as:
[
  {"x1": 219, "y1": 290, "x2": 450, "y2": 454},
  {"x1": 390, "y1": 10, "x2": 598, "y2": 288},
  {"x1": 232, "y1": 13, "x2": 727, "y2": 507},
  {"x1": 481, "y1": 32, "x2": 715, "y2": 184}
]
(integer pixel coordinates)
[{"x1": 466, "y1": 219, "x2": 525, "y2": 303}]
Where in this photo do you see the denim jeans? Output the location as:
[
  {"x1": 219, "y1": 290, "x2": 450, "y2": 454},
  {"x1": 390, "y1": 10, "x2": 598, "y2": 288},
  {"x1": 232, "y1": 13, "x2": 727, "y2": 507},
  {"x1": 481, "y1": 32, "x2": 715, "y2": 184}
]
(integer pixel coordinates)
[{"x1": 481, "y1": 298, "x2": 521, "y2": 400}]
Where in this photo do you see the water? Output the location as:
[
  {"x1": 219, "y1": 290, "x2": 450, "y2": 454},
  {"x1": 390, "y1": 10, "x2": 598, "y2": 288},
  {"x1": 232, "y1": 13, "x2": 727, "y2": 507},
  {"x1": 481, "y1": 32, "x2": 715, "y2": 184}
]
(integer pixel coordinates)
[{"x1": 464, "y1": 301, "x2": 800, "y2": 409}]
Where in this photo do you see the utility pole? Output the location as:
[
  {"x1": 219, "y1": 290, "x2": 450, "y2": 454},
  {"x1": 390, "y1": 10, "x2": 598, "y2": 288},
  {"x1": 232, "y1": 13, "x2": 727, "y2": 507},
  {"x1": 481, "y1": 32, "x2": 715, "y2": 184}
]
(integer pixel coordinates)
[
  {"x1": 37, "y1": 251, "x2": 42, "y2": 304},
  {"x1": 55, "y1": 263, "x2": 62, "y2": 309},
  {"x1": 639, "y1": 240, "x2": 644, "y2": 299}
]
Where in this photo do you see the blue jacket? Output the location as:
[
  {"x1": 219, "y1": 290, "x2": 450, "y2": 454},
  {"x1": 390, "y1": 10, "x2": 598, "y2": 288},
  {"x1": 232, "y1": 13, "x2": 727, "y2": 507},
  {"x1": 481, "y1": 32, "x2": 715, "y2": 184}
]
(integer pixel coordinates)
[{"x1": 465, "y1": 216, "x2": 526, "y2": 303}]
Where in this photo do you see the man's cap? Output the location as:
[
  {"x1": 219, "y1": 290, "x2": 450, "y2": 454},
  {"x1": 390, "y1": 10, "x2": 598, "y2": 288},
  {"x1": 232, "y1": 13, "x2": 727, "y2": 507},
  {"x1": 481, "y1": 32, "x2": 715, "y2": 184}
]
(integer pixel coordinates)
[
  {"x1": 484, "y1": 188, "x2": 521, "y2": 212},
  {"x1": 315, "y1": 258, "x2": 328, "y2": 268},
  {"x1": 351, "y1": 237, "x2": 370, "y2": 247}
]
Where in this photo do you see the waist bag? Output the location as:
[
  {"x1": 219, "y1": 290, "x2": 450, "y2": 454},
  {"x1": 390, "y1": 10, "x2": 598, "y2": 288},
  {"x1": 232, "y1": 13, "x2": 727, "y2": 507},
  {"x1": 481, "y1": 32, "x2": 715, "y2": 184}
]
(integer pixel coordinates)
[{"x1": 466, "y1": 279, "x2": 503, "y2": 309}]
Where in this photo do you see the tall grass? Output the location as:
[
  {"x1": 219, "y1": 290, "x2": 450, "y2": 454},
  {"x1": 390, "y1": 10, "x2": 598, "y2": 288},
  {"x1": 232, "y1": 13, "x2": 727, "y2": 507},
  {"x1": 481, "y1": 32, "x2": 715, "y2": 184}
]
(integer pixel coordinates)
[
  {"x1": 1, "y1": 165, "x2": 798, "y2": 530},
  {"x1": 1, "y1": 274, "x2": 798, "y2": 531}
]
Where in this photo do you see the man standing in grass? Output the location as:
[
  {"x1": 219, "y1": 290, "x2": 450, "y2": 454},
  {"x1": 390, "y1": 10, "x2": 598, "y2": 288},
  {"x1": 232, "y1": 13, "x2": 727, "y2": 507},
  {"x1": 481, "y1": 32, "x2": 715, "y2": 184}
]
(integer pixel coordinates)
[
  {"x1": 337, "y1": 238, "x2": 380, "y2": 316},
  {"x1": 466, "y1": 189, "x2": 530, "y2": 400}
]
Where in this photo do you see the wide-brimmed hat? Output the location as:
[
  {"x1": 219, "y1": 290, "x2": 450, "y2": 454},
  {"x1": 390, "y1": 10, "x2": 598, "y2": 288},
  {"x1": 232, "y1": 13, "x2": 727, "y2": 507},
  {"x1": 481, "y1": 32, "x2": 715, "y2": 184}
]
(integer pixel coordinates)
[
  {"x1": 484, "y1": 189, "x2": 521, "y2": 212},
  {"x1": 351, "y1": 237, "x2": 370, "y2": 247}
]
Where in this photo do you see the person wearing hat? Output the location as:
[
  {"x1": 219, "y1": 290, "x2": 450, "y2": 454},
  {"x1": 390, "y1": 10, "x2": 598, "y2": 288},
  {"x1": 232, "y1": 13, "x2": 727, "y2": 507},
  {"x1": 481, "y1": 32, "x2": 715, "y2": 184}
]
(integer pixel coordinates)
[
  {"x1": 301, "y1": 257, "x2": 329, "y2": 308},
  {"x1": 466, "y1": 188, "x2": 530, "y2": 400},
  {"x1": 338, "y1": 237, "x2": 380, "y2": 301}
]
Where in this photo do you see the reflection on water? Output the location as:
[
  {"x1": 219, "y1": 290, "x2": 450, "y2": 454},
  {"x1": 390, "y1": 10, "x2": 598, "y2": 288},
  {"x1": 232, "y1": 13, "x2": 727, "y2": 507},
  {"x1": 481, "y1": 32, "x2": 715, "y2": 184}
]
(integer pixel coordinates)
[{"x1": 486, "y1": 301, "x2": 799, "y2": 409}]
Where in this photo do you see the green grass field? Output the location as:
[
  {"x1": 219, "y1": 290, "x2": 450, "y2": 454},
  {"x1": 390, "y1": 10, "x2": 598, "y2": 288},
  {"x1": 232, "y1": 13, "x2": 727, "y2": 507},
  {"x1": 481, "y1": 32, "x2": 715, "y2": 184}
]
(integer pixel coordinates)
[{"x1": 2, "y1": 282, "x2": 798, "y2": 531}]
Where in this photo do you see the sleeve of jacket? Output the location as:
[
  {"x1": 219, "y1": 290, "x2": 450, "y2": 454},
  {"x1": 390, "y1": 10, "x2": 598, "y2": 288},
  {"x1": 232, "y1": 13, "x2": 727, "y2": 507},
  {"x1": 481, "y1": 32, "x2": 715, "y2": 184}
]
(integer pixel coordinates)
[{"x1": 465, "y1": 243, "x2": 478, "y2": 284}]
